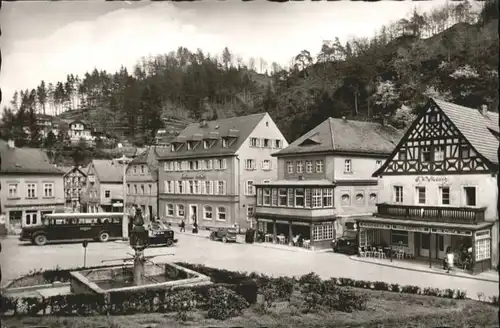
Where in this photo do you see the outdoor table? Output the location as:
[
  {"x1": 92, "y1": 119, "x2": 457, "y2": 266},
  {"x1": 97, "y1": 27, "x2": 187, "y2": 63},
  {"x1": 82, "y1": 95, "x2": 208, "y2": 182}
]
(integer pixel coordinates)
[{"x1": 265, "y1": 234, "x2": 274, "y2": 242}]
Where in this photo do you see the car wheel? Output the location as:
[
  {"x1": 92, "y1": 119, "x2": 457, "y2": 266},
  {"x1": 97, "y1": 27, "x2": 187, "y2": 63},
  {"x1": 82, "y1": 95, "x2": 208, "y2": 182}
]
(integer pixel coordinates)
[
  {"x1": 166, "y1": 239, "x2": 173, "y2": 247},
  {"x1": 98, "y1": 231, "x2": 110, "y2": 243},
  {"x1": 209, "y1": 234, "x2": 215, "y2": 240},
  {"x1": 33, "y1": 234, "x2": 47, "y2": 246},
  {"x1": 222, "y1": 236, "x2": 228, "y2": 243}
]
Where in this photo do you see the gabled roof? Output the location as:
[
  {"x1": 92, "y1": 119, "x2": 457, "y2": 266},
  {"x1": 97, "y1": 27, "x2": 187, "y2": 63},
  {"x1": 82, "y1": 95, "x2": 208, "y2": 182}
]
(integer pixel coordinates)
[
  {"x1": 89, "y1": 159, "x2": 124, "y2": 183},
  {"x1": 432, "y1": 99, "x2": 498, "y2": 165},
  {"x1": 69, "y1": 119, "x2": 90, "y2": 128},
  {"x1": 130, "y1": 146, "x2": 160, "y2": 180},
  {"x1": 63, "y1": 166, "x2": 88, "y2": 178},
  {"x1": 274, "y1": 117, "x2": 404, "y2": 156},
  {"x1": 0, "y1": 140, "x2": 64, "y2": 175},
  {"x1": 156, "y1": 113, "x2": 268, "y2": 160}
]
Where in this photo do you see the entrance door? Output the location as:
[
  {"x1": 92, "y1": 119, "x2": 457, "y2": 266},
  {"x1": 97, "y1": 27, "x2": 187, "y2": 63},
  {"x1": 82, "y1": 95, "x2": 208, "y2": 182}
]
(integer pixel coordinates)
[
  {"x1": 189, "y1": 205, "x2": 198, "y2": 225},
  {"x1": 148, "y1": 205, "x2": 153, "y2": 218},
  {"x1": 437, "y1": 234, "x2": 451, "y2": 259},
  {"x1": 419, "y1": 232, "x2": 431, "y2": 258}
]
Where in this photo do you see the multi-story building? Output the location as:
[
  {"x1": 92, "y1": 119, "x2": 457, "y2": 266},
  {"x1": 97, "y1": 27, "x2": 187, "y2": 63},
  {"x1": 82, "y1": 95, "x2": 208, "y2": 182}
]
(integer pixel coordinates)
[
  {"x1": 362, "y1": 99, "x2": 499, "y2": 274},
  {"x1": 68, "y1": 119, "x2": 92, "y2": 142},
  {"x1": 0, "y1": 139, "x2": 65, "y2": 232},
  {"x1": 254, "y1": 117, "x2": 403, "y2": 250},
  {"x1": 83, "y1": 159, "x2": 125, "y2": 213},
  {"x1": 126, "y1": 147, "x2": 159, "y2": 219},
  {"x1": 63, "y1": 166, "x2": 87, "y2": 211},
  {"x1": 157, "y1": 113, "x2": 288, "y2": 229}
]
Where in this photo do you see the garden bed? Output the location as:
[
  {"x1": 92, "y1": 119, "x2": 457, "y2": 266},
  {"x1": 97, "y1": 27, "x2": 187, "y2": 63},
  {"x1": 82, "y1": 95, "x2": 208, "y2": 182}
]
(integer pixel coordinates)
[{"x1": 1, "y1": 263, "x2": 498, "y2": 327}]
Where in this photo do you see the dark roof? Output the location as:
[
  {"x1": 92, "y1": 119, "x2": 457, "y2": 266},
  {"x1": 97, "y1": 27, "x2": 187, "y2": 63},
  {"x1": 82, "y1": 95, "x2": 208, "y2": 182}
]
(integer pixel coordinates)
[
  {"x1": 156, "y1": 113, "x2": 268, "y2": 160},
  {"x1": 63, "y1": 166, "x2": 88, "y2": 177},
  {"x1": 90, "y1": 159, "x2": 124, "y2": 183},
  {"x1": 0, "y1": 140, "x2": 64, "y2": 175},
  {"x1": 432, "y1": 99, "x2": 498, "y2": 164},
  {"x1": 274, "y1": 117, "x2": 404, "y2": 156},
  {"x1": 70, "y1": 119, "x2": 90, "y2": 128}
]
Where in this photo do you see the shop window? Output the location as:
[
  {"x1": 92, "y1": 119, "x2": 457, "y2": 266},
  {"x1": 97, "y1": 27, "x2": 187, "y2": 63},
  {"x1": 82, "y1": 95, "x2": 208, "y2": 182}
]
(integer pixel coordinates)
[
  {"x1": 312, "y1": 224, "x2": 335, "y2": 241},
  {"x1": 475, "y1": 230, "x2": 491, "y2": 261},
  {"x1": 390, "y1": 230, "x2": 408, "y2": 246},
  {"x1": 421, "y1": 233, "x2": 430, "y2": 250}
]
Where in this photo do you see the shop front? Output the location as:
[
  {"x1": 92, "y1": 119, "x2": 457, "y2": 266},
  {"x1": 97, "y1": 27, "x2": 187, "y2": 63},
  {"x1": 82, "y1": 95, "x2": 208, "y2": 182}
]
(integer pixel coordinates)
[
  {"x1": 356, "y1": 217, "x2": 494, "y2": 274},
  {"x1": 256, "y1": 214, "x2": 336, "y2": 250}
]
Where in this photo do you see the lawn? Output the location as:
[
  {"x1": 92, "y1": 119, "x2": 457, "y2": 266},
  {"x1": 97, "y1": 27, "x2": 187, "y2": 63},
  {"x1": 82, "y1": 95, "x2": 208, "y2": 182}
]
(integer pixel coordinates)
[{"x1": 3, "y1": 288, "x2": 498, "y2": 328}]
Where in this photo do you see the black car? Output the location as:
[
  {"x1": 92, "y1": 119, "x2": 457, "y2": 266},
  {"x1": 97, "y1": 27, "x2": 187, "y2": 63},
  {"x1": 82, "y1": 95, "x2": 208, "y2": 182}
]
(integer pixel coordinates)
[
  {"x1": 331, "y1": 230, "x2": 358, "y2": 255},
  {"x1": 146, "y1": 222, "x2": 178, "y2": 247},
  {"x1": 209, "y1": 227, "x2": 238, "y2": 243}
]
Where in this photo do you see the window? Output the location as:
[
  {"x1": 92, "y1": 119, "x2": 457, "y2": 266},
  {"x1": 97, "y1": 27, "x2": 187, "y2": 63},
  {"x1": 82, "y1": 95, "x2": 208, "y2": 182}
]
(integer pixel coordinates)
[
  {"x1": 271, "y1": 189, "x2": 278, "y2": 206},
  {"x1": 475, "y1": 230, "x2": 491, "y2": 261},
  {"x1": 341, "y1": 193, "x2": 350, "y2": 206},
  {"x1": 262, "y1": 160, "x2": 271, "y2": 170},
  {"x1": 148, "y1": 184, "x2": 152, "y2": 194},
  {"x1": 140, "y1": 185, "x2": 145, "y2": 194},
  {"x1": 250, "y1": 137, "x2": 259, "y2": 147},
  {"x1": 133, "y1": 184, "x2": 137, "y2": 194},
  {"x1": 344, "y1": 159, "x2": 352, "y2": 173},
  {"x1": 305, "y1": 189, "x2": 311, "y2": 208},
  {"x1": 434, "y1": 146, "x2": 444, "y2": 161},
  {"x1": 217, "y1": 181, "x2": 226, "y2": 195},
  {"x1": 166, "y1": 204, "x2": 174, "y2": 216},
  {"x1": 206, "y1": 160, "x2": 213, "y2": 170},
  {"x1": 216, "y1": 158, "x2": 227, "y2": 170},
  {"x1": 398, "y1": 149, "x2": 407, "y2": 161},
  {"x1": 188, "y1": 181, "x2": 194, "y2": 194},
  {"x1": 323, "y1": 189, "x2": 334, "y2": 207},
  {"x1": 440, "y1": 186, "x2": 450, "y2": 205},
  {"x1": 25, "y1": 211, "x2": 38, "y2": 226},
  {"x1": 247, "y1": 206, "x2": 254, "y2": 219},
  {"x1": 176, "y1": 181, "x2": 184, "y2": 194},
  {"x1": 141, "y1": 165, "x2": 145, "y2": 174},
  {"x1": 263, "y1": 189, "x2": 271, "y2": 206},
  {"x1": 257, "y1": 189, "x2": 263, "y2": 206},
  {"x1": 278, "y1": 188, "x2": 287, "y2": 206},
  {"x1": 421, "y1": 146, "x2": 431, "y2": 162},
  {"x1": 416, "y1": 187, "x2": 426, "y2": 204},
  {"x1": 203, "y1": 140, "x2": 209, "y2": 149},
  {"x1": 287, "y1": 189, "x2": 294, "y2": 207},
  {"x1": 312, "y1": 224, "x2": 335, "y2": 241},
  {"x1": 316, "y1": 160, "x2": 323, "y2": 173},
  {"x1": 204, "y1": 206, "x2": 213, "y2": 220},
  {"x1": 194, "y1": 181, "x2": 200, "y2": 194},
  {"x1": 296, "y1": 161, "x2": 303, "y2": 173},
  {"x1": 177, "y1": 204, "x2": 185, "y2": 217},
  {"x1": 164, "y1": 161, "x2": 173, "y2": 171},
  {"x1": 464, "y1": 187, "x2": 476, "y2": 206},
  {"x1": 27, "y1": 183, "x2": 37, "y2": 198},
  {"x1": 393, "y1": 186, "x2": 403, "y2": 203},
  {"x1": 312, "y1": 189, "x2": 322, "y2": 208},
  {"x1": 287, "y1": 161, "x2": 293, "y2": 174},
  {"x1": 369, "y1": 193, "x2": 377, "y2": 204},
  {"x1": 216, "y1": 206, "x2": 226, "y2": 221},
  {"x1": 175, "y1": 161, "x2": 181, "y2": 171},
  {"x1": 305, "y1": 160, "x2": 313, "y2": 173},
  {"x1": 222, "y1": 138, "x2": 228, "y2": 148},
  {"x1": 263, "y1": 138, "x2": 270, "y2": 148},
  {"x1": 43, "y1": 183, "x2": 54, "y2": 197},
  {"x1": 294, "y1": 189, "x2": 304, "y2": 207},
  {"x1": 245, "y1": 159, "x2": 256, "y2": 170},
  {"x1": 460, "y1": 145, "x2": 470, "y2": 159},
  {"x1": 133, "y1": 166, "x2": 137, "y2": 174},
  {"x1": 421, "y1": 233, "x2": 430, "y2": 250},
  {"x1": 391, "y1": 230, "x2": 408, "y2": 246},
  {"x1": 246, "y1": 180, "x2": 255, "y2": 195},
  {"x1": 203, "y1": 180, "x2": 210, "y2": 195},
  {"x1": 187, "y1": 142, "x2": 192, "y2": 150},
  {"x1": 275, "y1": 139, "x2": 282, "y2": 149},
  {"x1": 355, "y1": 192, "x2": 365, "y2": 205},
  {"x1": 105, "y1": 190, "x2": 111, "y2": 198},
  {"x1": 8, "y1": 184, "x2": 18, "y2": 198},
  {"x1": 165, "y1": 181, "x2": 172, "y2": 193}
]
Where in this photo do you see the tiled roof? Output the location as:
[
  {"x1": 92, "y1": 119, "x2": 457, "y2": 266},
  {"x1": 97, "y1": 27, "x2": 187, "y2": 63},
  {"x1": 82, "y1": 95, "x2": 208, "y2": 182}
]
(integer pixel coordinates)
[
  {"x1": 0, "y1": 140, "x2": 64, "y2": 175},
  {"x1": 432, "y1": 98, "x2": 499, "y2": 165},
  {"x1": 90, "y1": 159, "x2": 125, "y2": 183},
  {"x1": 275, "y1": 117, "x2": 404, "y2": 156},
  {"x1": 156, "y1": 113, "x2": 267, "y2": 160}
]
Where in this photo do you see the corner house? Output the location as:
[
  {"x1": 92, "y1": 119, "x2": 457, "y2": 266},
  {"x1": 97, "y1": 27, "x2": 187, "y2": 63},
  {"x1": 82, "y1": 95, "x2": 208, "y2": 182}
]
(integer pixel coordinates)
[
  {"x1": 365, "y1": 99, "x2": 498, "y2": 274},
  {"x1": 254, "y1": 117, "x2": 403, "y2": 250}
]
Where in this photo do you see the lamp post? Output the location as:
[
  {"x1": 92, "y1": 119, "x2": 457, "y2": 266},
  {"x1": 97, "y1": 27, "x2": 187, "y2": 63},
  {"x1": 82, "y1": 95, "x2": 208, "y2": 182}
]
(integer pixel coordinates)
[{"x1": 116, "y1": 155, "x2": 132, "y2": 240}]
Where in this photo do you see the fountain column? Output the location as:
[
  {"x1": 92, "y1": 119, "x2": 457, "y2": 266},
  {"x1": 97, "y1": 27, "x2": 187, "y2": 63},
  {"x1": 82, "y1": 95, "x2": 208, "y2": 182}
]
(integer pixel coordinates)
[{"x1": 129, "y1": 207, "x2": 149, "y2": 286}]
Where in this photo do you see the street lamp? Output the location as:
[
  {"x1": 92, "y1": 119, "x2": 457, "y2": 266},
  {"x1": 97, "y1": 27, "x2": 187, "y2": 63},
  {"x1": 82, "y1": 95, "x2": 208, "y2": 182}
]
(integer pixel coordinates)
[{"x1": 115, "y1": 154, "x2": 133, "y2": 240}]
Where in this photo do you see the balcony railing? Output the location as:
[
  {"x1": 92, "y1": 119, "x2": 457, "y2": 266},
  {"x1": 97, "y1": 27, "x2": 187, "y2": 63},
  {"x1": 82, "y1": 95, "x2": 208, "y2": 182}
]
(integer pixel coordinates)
[{"x1": 375, "y1": 203, "x2": 486, "y2": 225}]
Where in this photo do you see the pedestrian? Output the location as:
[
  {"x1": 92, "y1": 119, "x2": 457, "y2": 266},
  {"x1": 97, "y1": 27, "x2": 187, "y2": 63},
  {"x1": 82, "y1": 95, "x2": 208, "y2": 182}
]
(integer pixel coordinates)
[
  {"x1": 445, "y1": 246, "x2": 454, "y2": 273},
  {"x1": 193, "y1": 222, "x2": 198, "y2": 234},
  {"x1": 180, "y1": 220, "x2": 186, "y2": 232}
]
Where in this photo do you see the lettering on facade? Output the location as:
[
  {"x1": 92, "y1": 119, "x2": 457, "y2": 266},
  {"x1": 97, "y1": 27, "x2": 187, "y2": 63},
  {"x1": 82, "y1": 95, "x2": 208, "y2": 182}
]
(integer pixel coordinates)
[
  {"x1": 181, "y1": 173, "x2": 206, "y2": 180},
  {"x1": 414, "y1": 176, "x2": 449, "y2": 184}
]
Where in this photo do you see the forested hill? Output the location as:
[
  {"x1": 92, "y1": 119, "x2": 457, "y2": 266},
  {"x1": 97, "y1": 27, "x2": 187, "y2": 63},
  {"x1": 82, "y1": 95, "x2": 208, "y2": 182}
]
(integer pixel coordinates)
[{"x1": 1, "y1": 0, "x2": 498, "y2": 146}]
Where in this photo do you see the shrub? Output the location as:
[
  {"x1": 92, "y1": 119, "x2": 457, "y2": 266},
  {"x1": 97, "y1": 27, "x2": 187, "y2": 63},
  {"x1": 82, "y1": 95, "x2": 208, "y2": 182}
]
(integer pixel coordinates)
[
  {"x1": 489, "y1": 296, "x2": 499, "y2": 306},
  {"x1": 301, "y1": 292, "x2": 323, "y2": 313},
  {"x1": 298, "y1": 272, "x2": 322, "y2": 286},
  {"x1": 206, "y1": 286, "x2": 248, "y2": 320},
  {"x1": 423, "y1": 287, "x2": 440, "y2": 297},
  {"x1": 443, "y1": 288, "x2": 455, "y2": 299},
  {"x1": 334, "y1": 288, "x2": 368, "y2": 313},
  {"x1": 261, "y1": 286, "x2": 280, "y2": 310},
  {"x1": 400, "y1": 285, "x2": 420, "y2": 294},
  {"x1": 389, "y1": 283, "x2": 401, "y2": 292},
  {"x1": 373, "y1": 281, "x2": 389, "y2": 291},
  {"x1": 269, "y1": 276, "x2": 295, "y2": 301},
  {"x1": 455, "y1": 290, "x2": 467, "y2": 300},
  {"x1": 168, "y1": 289, "x2": 197, "y2": 321}
]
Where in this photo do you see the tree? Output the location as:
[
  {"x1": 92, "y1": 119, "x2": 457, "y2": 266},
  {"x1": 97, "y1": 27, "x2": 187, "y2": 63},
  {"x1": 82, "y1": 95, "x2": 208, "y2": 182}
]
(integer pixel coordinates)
[
  {"x1": 44, "y1": 130, "x2": 57, "y2": 149},
  {"x1": 37, "y1": 80, "x2": 48, "y2": 115},
  {"x1": 222, "y1": 47, "x2": 232, "y2": 70},
  {"x1": 372, "y1": 80, "x2": 401, "y2": 117}
]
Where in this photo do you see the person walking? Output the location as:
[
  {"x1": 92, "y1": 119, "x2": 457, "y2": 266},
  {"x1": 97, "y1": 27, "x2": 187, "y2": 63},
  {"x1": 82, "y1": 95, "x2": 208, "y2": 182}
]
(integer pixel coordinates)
[
  {"x1": 445, "y1": 246, "x2": 454, "y2": 273},
  {"x1": 180, "y1": 220, "x2": 186, "y2": 232}
]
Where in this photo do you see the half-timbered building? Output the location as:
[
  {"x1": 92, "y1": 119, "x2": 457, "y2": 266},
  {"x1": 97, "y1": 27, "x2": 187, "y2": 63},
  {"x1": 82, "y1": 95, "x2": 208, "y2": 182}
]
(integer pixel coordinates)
[
  {"x1": 254, "y1": 117, "x2": 403, "y2": 250},
  {"x1": 364, "y1": 98, "x2": 498, "y2": 273}
]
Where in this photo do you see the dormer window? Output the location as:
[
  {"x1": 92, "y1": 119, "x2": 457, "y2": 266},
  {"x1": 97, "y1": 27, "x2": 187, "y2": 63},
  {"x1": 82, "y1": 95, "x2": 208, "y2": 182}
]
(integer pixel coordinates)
[
  {"x1": 187, "y1": 142, "x2": 192, "y2": 150},
  {"x1": 222, "y1": 138, "x2": 228, "y2": 148},
  {"x1": 171, "y1": 144, "x2": 175, "y2": 152},
  {"x1": 203, "y1": 140, "x2": 209, "y2": 149}
]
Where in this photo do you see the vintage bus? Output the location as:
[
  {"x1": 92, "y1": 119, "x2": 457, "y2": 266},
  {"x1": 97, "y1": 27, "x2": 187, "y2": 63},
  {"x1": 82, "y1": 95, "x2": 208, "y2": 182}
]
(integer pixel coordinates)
[{"x1": 19, "y1": 212, "x2": 128, "y2": 246}]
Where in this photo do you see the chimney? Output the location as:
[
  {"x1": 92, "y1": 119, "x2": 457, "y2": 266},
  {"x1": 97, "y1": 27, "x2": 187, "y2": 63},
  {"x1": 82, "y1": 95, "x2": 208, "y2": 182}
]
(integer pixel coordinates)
[
  {"x1": 481, "y1": 104, "x2": 488, "y2": 116},
  {"x1": 7, "y1": 139, "x2": 15, "y2": 148}
]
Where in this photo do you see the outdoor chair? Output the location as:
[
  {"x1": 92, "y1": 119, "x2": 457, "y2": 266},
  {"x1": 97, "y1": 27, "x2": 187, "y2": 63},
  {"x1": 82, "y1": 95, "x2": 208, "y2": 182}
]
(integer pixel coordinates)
[
  {"x1": 396, "y1": 249, "x2": 405, "y2": 260},
  {"x1": 405, "y1": 249, "x2": 414, "y2": 259},
  {"x1": 358, "y1": 247, "x2": 366, "y2": 257},
  {"x1": 377, "y1": 247, "x2": 387, "y2": 259},
  {"x1": 277, "y1": 235, "x2": 286, "y2": 245},
  {"x1": 365, "y1": 246, "x2": 374, "y2": 257},
  {"x1": 303, "y1": 239, "x2": 311, "y2": 249}
]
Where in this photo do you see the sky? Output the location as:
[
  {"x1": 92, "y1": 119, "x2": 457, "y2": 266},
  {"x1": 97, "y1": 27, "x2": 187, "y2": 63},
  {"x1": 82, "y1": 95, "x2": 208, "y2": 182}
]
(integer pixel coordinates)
[{"x1": 0, "y1": 0, "x2": 462, "y2": 107}]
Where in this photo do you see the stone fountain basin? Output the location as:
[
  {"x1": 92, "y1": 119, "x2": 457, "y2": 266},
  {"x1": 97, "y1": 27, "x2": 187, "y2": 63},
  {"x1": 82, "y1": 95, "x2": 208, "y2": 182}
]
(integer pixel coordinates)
[{"x1": 70, "y1": 262, "x2": 211, "y2": 294}]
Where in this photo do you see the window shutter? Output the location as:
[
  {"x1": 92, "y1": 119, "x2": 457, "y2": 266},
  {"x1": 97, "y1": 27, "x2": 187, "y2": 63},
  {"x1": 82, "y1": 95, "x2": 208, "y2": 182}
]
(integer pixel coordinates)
[
  {"x1": 223, "y1": 181, "x2": 227, "y2": 195},
  {"x1": 244, "y1": 181, "x2": 248, "y2": 195},
  {"x1": 222, "y1": 159, "x2": 227, "y2": 169}
]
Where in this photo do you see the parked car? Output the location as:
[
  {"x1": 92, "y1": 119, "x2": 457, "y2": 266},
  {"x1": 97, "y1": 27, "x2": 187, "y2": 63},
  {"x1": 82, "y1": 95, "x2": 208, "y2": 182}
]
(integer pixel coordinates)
[
  {"x1": 146, "y1": 222, "x2": 178, "y2": 247},
  {"x1": 209, "y1": 227, "x2": 238, "y2": 243},
  {"x1": 331, "y1": 230, "x2": 358, "y2": 255}
]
